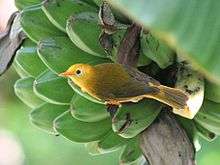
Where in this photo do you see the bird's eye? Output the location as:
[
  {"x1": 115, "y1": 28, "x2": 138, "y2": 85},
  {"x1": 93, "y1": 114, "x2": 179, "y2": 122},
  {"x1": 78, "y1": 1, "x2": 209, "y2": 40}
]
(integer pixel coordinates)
[{"x1": 75, "y1": 69, "x2": 82, "y2": 76}]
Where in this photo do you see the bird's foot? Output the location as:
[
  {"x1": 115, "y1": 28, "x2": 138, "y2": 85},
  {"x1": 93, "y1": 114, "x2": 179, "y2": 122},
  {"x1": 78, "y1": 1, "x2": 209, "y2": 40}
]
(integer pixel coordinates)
[{"x1": 106, "y1": 104, "x2": 119, "y2": 119}]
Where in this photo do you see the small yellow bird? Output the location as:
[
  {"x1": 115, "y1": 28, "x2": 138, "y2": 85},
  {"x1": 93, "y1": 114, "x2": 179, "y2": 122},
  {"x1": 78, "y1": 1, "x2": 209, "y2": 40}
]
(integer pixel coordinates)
[{"x1": 60, "y1": 63, "x2": 189, "y2": 113}]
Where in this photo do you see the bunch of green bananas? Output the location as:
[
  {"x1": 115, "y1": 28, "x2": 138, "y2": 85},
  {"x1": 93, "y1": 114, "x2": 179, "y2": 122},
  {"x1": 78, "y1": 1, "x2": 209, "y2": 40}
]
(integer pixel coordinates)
[{"x1": 13, "y1": 0, "x2": 220, "y2": 164}]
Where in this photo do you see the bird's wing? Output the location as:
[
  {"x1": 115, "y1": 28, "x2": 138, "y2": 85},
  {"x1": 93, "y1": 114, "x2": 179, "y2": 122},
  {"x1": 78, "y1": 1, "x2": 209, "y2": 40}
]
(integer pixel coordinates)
[
  {"x1": 123, "y1": 65, "x2": 160, "y2": 85},
  {"x1": 109, "y1": 79, "x2": 160, "y2": 99},
  {"x1": 101, "y1": 65, "x2": 161, "y2": 101}
]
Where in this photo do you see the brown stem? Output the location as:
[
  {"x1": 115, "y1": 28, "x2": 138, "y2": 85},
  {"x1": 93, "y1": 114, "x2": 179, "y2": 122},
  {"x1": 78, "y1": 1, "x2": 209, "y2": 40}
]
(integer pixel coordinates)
[
  {"x1": 140, "y1": 111, "x2": 195, "y2": 165},
  {"x1": 116, "y1": 23, "x2": 141, "y2": 67}
]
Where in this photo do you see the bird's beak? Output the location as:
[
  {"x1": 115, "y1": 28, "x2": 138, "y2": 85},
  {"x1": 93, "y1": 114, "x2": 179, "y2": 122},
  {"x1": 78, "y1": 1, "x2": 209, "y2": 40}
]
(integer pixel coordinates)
[{"x1": 59, "y1": 71, "x2": 73, "y2": 77}]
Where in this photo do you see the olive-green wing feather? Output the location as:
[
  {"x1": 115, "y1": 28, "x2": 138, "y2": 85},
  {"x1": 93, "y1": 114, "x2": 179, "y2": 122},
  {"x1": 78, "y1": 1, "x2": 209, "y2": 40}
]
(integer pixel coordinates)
[
  {"x1": 109, "y1": 80, "x2": 160, "y2": 99},
  {"x1": 123, "y1": 65, "x2": 160, "y2": 85}
]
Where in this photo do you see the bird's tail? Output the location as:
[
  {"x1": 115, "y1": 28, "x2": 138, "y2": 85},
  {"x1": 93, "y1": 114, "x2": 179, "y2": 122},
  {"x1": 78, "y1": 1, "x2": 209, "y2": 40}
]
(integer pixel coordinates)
[{"x1": 149, "y1": 85, "x2": 189, "y2": 110}]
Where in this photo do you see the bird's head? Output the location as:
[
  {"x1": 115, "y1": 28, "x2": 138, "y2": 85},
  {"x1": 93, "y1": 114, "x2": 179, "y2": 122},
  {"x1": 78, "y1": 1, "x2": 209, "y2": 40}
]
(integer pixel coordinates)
[{"x1": 59, "y1": 63, "x2": 95, "y2": 86}]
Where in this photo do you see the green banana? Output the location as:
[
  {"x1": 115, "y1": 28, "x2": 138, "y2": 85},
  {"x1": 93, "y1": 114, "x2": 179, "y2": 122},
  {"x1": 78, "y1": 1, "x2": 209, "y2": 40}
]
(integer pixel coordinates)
[
  {"x1": 194, "y1": 121, "x2": 216, "y2": 142},
  {"x1": 30, "y1": 103, "x2": 69, "y2": 134},
  {"x1": 138, "y1": 47, "x2": 152, "y2": 67},
  {"x1": 66, "y1": 12, "x2": 108, "y2": 57},
  {"x1": 86, "y1": 130, "x2": 127, "y2": 155},
  {"x1": 119, "y1": 137, "x2": 144, "y2": 165},
  {"x1": 13, "y1": 39, "x2": 36, "y2": 78},
  {"x1": 14, "y1": 77, "x2": 44, "y2": 108},
  {"x1": 112, "y1": 100, "x2": 161, "y2": 138},
  {"x1": 205, "y1": 80, "x2": 220, "y2": 103},
  {"x1": 13, "y1": 61, "x2": 30, "y2": 78},
  {"x1": 70, "y1": 93, "x2": 109, "y2": 122},
  {"x1": 37, "y1": 36, "x2": 111, "y2": 74},
  {"x1": 54, "y1": 111, "x2": 112, "y2": 143},
  {"x1": 66, "y1": 11, "x2": 129, "y2": 59},
  {"x1": 42, "y1": 0, "x2": 97, "y2": 32},
  {"x1": 20, "y1": 4, "x2": 65, "y2": 43},
  {"x1": 194, "y1": 99, "x2": 220, "y2": 135},
  {"x1": 174, "y1": 61, "x2": 205, "y2": 119},
  {"x1": 14, "y1": 39, "x2": 47, "y2": 78},
  {"x1": 15, "y1": 0, "x2": 41, "y2": 10},
  {"x1": 34, "y1": 70, "x2": 74, "y2": 105},
  {"x1": 141, "y1": 33, "x2": 175, "y2": 69},
  {"x1": 97, "y1": 131, "x2": 127, "y2": 153},
  {"x1": 178, "y1": 115, "x2": 215, "y2": 151}
]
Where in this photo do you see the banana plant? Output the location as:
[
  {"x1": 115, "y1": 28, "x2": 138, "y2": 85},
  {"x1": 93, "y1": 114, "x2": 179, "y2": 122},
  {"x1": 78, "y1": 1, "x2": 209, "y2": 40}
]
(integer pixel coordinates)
[{"x1": 4, "y1": 0, "x2": 220, "y2": 164}]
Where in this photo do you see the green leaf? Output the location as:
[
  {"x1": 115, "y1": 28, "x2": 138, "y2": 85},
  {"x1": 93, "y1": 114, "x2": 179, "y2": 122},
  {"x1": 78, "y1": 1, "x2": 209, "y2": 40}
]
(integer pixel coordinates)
[
  {"x1": 42, "y1": 0, "x2": 97, "y2": 32},
  {"x1": 66, "y1": 12, "x2": 107, "y2": 57},
  {"x1": 34, "y1": 70, "x2": 74, "y2": 105},
  {"x1": 112, "y1": 100, "x2": 161, "y2": 138},
  {"x1": 20, "y1": 5, "x2": 65, "y2": 43},
  {"x1": 37, "y1": 36, "x2": 111, "y2": 74},
  {"x1": 141, "y1": 33, "x2": 174, "y2": 69},
  {"x1": 205, "y1": 80, "x2": 220, "y2": 103},
  {"x1": 15, "y1": 0, "x2": 42, "y2": 10},
  {"x1": 14, "y1": 39, "x2": 47, "y2": 77},
  {"x1": 14, "y1": 77, "x2": 44, "y2": 108},
  {"x1": 30, "y1": 103, "x2": 69, "y2": 133},
  {"x1": 119, "y1": 137, "x2": 144, "y2": 165},
  {"x1": 54, "y1": 111, "x2": 112, "y2": 143},
  {"x1": 107, "y1": 0, "x2": 220, "y2": 84},
  {"x1": 70, "y1": 94, "x2": 109, "y2": 122}
]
